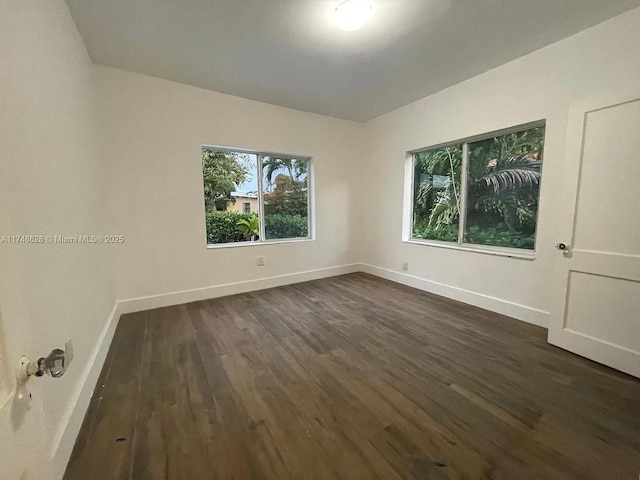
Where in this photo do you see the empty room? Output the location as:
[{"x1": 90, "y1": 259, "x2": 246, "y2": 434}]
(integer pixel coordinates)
[{"x1": 2, "y1": 0, "x2": 640, "y2": 479}]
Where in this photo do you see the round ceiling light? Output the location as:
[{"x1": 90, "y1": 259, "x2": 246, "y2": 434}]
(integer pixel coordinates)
[{"x1": 333, "y1": 0, "x2": 374, "y2": 32}]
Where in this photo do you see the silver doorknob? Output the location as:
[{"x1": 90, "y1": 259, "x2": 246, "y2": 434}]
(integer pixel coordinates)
[{"x1": 556, "y1": 243, "x2": 567, "y2": 250}]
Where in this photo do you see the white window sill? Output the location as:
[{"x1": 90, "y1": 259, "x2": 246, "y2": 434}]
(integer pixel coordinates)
[
  {"x1": 403, "y1": 239, "x2": 536, "y2": 260},
  {"x1": 207, "y1": 238, "x2": 314, "y2": 249}
]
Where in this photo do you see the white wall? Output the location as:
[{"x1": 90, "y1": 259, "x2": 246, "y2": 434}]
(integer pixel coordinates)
[
  {"x1": 0, "y1": 1, "x2": 115, "y2": 478},
  {"x1": 95, "y1": 66, "x2": 363, "y2": 303},
  {"x1": 2, "y1": 4, "x2": 640, "y2": 479},
  {"x1": 360, "y1": 7, "x2": 640, "y2": 326}
]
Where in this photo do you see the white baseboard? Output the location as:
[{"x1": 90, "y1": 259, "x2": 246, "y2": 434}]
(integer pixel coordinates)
[
  {"x1": 49, "y1": 263, "x2": 359, "y2": 477},
  {"x1": 359, "y1": 263, "x2": 550, "y2": 328},
  {"x1": 50, "y1": 301, "x2": 122, "y2": 479},
  {"x1": 118, "y1": 263, "x2": 361, "y2": 314},
  {"x1": 49, "y1": 261, "x2": 547, "y2": 479}
]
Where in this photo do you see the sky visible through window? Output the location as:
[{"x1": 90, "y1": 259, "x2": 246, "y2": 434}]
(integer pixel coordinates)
[
  {"x1": 203, "y1": 149, "x2": 311, "y2": 245},
  {"x1": 236, "y1": 154, "x2": 258, "y2": 194},
  {"x1": 235, "y1": 154, "x2": 303, "y2": 196}
]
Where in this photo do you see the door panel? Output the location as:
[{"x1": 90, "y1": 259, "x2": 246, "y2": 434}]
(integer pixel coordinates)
[
  {"x1": 572, "y1": 99, "x2": 640, "y2": 256},
  {"x1": 565, "y1": 272, "x2": 640, "y2": 352},
  {"x1": 548, "y1": 90, "x2": 640, "y2": 378}
]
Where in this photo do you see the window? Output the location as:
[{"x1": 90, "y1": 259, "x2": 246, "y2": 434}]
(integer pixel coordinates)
[
  {"x1": 262, "y1": 156, "x2": 309, "y2": 240},
  {"x1": 411, "y1": 123, "x2": 545, "y2": 251},
  {"x1": 202, "y1": 147, "x2": 312, "y2": 246}
]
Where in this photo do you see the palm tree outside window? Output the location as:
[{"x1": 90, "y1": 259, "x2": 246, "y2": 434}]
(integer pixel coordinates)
[
  {"x1": 411, "y1": 123, "x2": 545, "y2": 250},
  {"x1": 202, "y1": 147, "x2": 312, "y2": 245}
]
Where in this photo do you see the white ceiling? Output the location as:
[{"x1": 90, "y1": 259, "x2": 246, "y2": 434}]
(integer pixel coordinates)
[{"x1": 66, "y1": 0, "x2": 640, "y2": 122}]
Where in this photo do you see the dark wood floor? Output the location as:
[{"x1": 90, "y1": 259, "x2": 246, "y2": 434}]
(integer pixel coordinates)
[{"x1": 64, "y1": 273, "x2": 640, "y2": 480}]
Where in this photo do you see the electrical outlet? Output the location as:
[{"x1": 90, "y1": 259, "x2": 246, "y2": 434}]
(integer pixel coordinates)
[
  {"x1": 402, "y1": 262, "x2": 409, "y2": 271},
  {"x1": 65, "y1": 338, "x2": 74, "y2": 366},
  {"x1": 257, "y1": 255, "x2": 265, "y2": 267}
]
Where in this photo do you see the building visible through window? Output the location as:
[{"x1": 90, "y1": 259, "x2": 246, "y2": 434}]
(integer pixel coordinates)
[{"x1": 202, "y1": 148, "x2": 312, "y2": 245}]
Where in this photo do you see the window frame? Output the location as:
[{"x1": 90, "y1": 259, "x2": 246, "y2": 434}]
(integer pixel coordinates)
[
  {"x1": 202, "y1": 145, "x2": 315, "y2": 248},
  {"x1": 404, "y1": 120, "x2": 546, "y2": 260}
]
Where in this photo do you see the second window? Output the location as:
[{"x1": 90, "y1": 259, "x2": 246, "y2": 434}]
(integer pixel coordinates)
[
  {"x1": 202, "y1": 147, "x2": 311, "y2": 246},
  {"x1": 411, "y1": 123, "x2": 545, "y2": 251}
]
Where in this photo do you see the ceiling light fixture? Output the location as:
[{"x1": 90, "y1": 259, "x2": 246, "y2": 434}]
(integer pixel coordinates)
[{"x1": 333, "y1": 0, "x2": 374, "y2": 32}]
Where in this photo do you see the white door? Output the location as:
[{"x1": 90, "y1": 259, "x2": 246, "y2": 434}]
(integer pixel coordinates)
[
  {"x1": 0, "y1": 397, "x2": 52, "y2": 480},
  {"x1": 548, "y1": 89, "x2": 640, "y2": 378},
  {"x1": 0, "y1": 317, "x2": 53, "y2": 480}
]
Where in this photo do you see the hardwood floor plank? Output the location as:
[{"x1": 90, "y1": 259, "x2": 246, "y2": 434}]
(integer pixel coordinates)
[
  {"x1": 64, "y1": 312, "x2": 147, "y2": 480},
  {"x1": 64, "y1": 273, "x2": 640, "y2": 480}
]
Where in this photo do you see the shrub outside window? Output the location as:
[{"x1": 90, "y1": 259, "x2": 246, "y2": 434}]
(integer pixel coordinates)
[
  {"x1": 202, "y1": 147, "x2": 312, "y2": 246},
  {"x1": 411, "y1": 123, "x2": 545, "y2": 251}
]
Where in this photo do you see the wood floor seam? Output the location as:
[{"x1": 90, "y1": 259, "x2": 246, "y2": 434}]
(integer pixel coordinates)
[{"x1": 63, "y1": 273, "x2": 640, "y2": 480}]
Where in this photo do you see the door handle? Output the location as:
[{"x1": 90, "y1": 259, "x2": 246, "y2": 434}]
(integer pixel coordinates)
[{"x1": 556, "y1": 243, "x2": 570, "y2": 256}]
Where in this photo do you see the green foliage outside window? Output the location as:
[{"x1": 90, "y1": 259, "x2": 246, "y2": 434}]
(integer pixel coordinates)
[
  {"x1": 237, "y1": 214, "x2": 260, "y2": 241},
  {"x1": 205, "y1": 211, "x2": 308, "y2": 244},
  {"x1": 205, "y1": 211, "x2": 253, "y2": 244},
  {"x1": 263, "y1": 157, "x2": 309, "y2": 240},
  {"x1": 412, "y1": 125, "x2": 545, "y2": 250},
  {"x1": 202, "y1": 151, "x2": 310, "y2": 245},
  {"x1": 202, "y1": 150, "x2": 252, "y2": 212},
  {"x1": 413, "y1": 145, "x2": 463, "y2": 237},
  {"x1": 264, "y1": 213, "x2": 308, "y2": 239}
]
